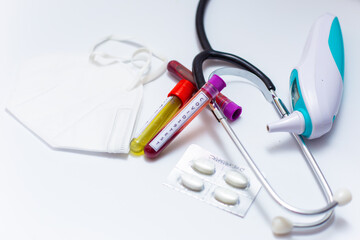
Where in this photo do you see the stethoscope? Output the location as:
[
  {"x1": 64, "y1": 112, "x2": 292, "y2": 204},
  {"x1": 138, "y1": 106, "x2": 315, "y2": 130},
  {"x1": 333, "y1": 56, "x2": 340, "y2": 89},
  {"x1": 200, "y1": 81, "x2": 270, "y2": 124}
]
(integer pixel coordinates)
[{"x1": 191, "y1": 0, "x2": 351, "y2": 235}]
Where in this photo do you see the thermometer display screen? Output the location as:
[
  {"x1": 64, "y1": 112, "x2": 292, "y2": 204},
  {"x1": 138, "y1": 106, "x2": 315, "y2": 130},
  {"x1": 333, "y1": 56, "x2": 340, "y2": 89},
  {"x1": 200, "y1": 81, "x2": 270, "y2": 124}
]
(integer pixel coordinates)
[{"x1": 291, "y1": 80, "x2": 300, "y2": 107}]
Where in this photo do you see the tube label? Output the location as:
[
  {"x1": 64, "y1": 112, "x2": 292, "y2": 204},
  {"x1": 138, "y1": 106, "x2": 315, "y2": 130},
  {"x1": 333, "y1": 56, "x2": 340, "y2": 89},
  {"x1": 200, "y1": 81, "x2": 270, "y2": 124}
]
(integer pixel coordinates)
[
  {"x1": 134, "y1": 97, "x2": 172, "y2": 138},
  {"x1": 149, "y1": 92, "x2": 209, "y2": 151}
]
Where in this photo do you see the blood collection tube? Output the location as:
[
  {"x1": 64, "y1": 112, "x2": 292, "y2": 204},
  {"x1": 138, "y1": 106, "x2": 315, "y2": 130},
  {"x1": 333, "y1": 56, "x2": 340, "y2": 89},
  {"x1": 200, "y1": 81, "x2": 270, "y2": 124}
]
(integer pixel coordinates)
[
  {"x1": 144, "y1": 75, "x2": 226, "y2": 159},
  {"x1": 130, "y1": 80, "x2": 195, "y2": 156},
  {"x1": 167, "y1": 60, "x2": 242, "y2": 121}
]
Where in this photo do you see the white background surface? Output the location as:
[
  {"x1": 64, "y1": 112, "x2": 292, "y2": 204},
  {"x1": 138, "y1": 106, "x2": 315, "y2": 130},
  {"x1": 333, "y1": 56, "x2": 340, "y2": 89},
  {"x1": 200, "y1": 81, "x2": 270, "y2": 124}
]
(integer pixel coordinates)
[{"x1": 1, "y1": 0, "x2": 359, "y2": 239}]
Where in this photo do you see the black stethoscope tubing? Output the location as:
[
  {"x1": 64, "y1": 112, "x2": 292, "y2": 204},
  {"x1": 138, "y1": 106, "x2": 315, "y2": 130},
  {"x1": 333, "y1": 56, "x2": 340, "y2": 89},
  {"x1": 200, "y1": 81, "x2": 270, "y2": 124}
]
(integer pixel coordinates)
[{"x1": 192, "y1": 0, "x2": 275, "y2": 91}]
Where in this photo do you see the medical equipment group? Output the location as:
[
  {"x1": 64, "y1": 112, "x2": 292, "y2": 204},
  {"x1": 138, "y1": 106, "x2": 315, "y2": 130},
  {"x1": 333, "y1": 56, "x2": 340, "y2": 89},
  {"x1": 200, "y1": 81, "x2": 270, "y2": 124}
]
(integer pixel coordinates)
[{"x1": 6, "y1": 0, "x2": 351, "y2": 236}]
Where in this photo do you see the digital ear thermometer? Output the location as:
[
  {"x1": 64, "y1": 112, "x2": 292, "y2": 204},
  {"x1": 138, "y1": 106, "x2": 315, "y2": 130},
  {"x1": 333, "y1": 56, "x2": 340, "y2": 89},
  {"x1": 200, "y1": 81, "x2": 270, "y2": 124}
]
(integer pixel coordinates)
[{"x1": 267, "y1": 13, "x2": 344, "y2": 139}]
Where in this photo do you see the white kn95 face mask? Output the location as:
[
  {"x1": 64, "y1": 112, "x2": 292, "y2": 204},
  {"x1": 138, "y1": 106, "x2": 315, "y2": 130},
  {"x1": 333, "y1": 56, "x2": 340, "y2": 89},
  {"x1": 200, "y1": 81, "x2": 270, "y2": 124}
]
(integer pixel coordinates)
[{"x1": 6, "y1": 36, "x2": 167, "y2": 153}]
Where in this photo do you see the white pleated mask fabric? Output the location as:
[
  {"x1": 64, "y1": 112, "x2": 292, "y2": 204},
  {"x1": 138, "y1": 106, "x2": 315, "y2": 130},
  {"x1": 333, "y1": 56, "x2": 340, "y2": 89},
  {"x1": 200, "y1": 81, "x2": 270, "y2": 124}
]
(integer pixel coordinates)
[{"x1": 6, "y1": 36, "x2": 167, "y2": 153}]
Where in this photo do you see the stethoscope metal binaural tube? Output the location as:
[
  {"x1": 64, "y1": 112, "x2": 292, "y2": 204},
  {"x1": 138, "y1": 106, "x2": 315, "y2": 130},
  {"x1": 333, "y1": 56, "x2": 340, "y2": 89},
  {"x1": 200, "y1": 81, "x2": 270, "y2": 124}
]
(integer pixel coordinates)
[
  {"x1": 209, "y1": 68, "x2": 337, "y2": 213},
  {"x1": 270, "y1": 90, "x2": 336, "y2": 229},
  {"x1": 209, "y1": 100, "x2": 335, "y2": 230},
  {"x1": 201, "y1": 68, "x2": 337, "y2": 229},
  {"x1": 209, "y1": 68, "x2": 337, "y2": 217}
]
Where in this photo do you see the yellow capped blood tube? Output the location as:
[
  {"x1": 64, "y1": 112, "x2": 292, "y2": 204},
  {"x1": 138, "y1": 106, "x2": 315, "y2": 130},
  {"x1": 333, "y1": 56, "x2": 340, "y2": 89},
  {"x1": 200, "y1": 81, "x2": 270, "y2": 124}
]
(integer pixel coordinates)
[{"x1": 130, "y1": 79, "x2": 195, "y2": 156}]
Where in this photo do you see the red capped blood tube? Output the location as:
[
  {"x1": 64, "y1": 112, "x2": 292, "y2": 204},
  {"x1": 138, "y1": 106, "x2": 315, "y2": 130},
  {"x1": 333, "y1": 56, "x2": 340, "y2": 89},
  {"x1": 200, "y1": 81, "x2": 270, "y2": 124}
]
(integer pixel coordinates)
[
  {"x1": 168, "y1": 60, "x2": 242, "y2": 121},
  {"x1": 144, "y1": 75, "x2": 226, "y2": 159}
]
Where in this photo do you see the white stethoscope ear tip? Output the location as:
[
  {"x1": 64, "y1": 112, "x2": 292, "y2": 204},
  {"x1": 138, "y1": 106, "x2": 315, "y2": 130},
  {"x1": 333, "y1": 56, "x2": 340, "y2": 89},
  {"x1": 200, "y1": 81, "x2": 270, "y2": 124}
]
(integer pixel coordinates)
[
  {"x1": 270, "y1": 188, "x2": 351, "y2": 236},
  {"x1": 271, "y1": 216, "x2": 293, "y2": 235},
  {"x1": 333, "y1": 188, "x2": 352, "y2": 206}
]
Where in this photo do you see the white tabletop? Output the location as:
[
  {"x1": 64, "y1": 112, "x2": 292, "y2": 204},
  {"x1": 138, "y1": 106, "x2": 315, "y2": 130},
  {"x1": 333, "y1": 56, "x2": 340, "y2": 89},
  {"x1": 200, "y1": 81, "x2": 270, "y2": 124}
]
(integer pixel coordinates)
[{"x1": 1, "y1": 0, "x2": 359, "y2": 239}]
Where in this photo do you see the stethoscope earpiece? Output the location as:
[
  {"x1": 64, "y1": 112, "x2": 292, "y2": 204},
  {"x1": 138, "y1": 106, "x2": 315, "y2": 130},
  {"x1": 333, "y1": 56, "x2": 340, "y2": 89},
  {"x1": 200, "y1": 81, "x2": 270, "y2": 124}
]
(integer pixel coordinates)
[
  {"x1": 272, "y1": 216, "x2": 293, "y2": 235},
  {"x1": 333, "y1": 188, "x2": 352, "y2": 206}
]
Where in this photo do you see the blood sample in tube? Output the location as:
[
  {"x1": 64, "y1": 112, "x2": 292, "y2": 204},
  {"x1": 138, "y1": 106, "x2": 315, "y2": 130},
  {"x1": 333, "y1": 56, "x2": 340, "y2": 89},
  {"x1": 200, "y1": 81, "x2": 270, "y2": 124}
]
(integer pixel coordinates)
[
  {"x1": 168, "y1": 60, "x2": 242, "y2": 121},
  {"x1": 130, "y1": 80, "x2": 195, "y2": 156},
  {"x1": 144, "y1": 75, "x2": 226, "y2": 159}
]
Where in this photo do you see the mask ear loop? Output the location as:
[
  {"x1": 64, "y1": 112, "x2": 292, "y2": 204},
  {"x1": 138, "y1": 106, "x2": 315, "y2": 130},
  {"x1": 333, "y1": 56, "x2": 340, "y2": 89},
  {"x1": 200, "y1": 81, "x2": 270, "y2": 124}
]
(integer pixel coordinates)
[
  {"x1": 126, "y1": 47, "x2": 152, "y2": 90},
  {"x1": 89, "y1": 36, "x2": 136, "y2": 66},
  {"x1": 133, "y1": 49, "x2": 168, "y2": 86},
  {"x1": 89, "y1": 35, "x2": 167, "y2": 90}
]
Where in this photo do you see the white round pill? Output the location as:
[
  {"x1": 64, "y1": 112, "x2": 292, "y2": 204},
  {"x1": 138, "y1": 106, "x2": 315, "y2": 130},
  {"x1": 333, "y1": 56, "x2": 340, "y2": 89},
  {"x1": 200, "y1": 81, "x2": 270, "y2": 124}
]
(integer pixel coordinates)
[
  {"x1": 214, "y1": 187, "x2": 239, "y2": 205},
  {"x1": 224, "y1": 170, "x2": 249, "y2": 189},
  {"x1": 191, "y1": 158, "x2": 215, "y2": 175},
  {"x1": 181, "y1": 173, "x2": 204, "y2": 192}
]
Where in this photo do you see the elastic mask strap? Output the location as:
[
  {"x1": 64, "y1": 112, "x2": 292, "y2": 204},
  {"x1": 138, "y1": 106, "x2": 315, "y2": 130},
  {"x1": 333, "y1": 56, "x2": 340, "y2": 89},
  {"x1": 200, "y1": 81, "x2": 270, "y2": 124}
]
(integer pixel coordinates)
[{"x1": 89, "y1": 35, "x2": 167, "y2": 90}]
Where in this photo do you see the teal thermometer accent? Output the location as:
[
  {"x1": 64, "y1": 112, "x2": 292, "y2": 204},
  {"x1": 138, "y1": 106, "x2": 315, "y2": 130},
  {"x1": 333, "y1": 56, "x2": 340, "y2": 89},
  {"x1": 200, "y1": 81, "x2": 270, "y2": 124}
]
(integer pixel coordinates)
[{"x1": 267, "y1": 13, "x2": 344, "y2": 139}]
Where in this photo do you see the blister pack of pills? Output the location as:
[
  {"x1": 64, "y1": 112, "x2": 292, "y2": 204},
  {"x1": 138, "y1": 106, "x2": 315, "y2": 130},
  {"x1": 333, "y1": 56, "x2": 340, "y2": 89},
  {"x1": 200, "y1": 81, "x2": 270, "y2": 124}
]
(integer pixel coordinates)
[{"x1": 164, "y1": 144, "x2": 262, "y2": 217}]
